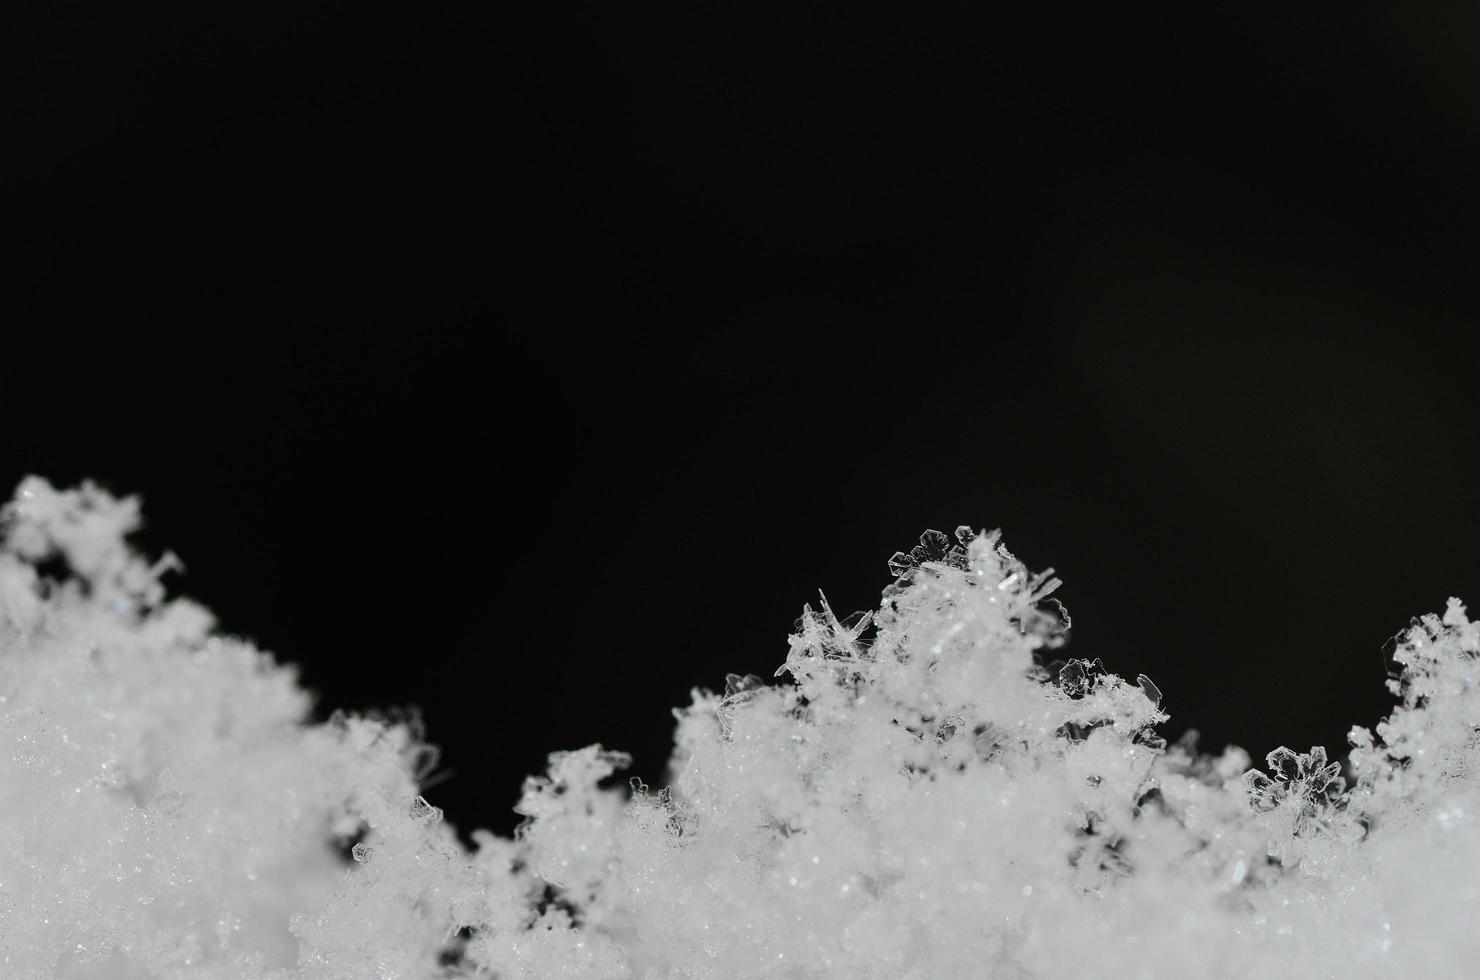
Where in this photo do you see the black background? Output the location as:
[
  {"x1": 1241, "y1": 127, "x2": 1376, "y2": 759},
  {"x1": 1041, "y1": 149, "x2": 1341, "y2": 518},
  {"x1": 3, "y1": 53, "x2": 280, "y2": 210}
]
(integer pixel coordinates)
[{"x1": 7, "y1": 5, "x2": 1480, "y2": 836}]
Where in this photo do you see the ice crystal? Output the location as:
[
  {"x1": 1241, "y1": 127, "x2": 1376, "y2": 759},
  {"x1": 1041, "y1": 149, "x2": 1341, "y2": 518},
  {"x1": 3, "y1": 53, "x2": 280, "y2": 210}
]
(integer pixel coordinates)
[{"x1": 5, "y1": 482, "x2": 1480, "y2": 977}]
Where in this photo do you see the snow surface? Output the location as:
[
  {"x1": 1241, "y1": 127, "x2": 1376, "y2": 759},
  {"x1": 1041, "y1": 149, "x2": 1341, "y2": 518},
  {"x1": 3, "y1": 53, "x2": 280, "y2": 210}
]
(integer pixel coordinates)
[{"x1": 1, "y1": 480, "x2": 1474, "y2": 978}]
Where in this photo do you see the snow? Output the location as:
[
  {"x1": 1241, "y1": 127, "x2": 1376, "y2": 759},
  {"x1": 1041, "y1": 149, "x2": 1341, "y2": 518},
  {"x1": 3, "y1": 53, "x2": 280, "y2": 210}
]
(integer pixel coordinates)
[{"x1": 2, "y1": 482, "x2": 1477, "y2": 978}]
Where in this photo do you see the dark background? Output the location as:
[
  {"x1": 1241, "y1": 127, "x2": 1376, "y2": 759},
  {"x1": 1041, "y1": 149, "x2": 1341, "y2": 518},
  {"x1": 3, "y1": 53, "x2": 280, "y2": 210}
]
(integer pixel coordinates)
[{"x1": 7, "y1": 5, "x2": 1480, "y2": 836}]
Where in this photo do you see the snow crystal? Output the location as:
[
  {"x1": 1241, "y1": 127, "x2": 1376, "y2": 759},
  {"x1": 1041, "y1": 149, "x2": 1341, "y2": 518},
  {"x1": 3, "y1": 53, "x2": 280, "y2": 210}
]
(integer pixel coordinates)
[{"x1": 4, "y1": 482, "x2": 1480, "y2": 977}]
